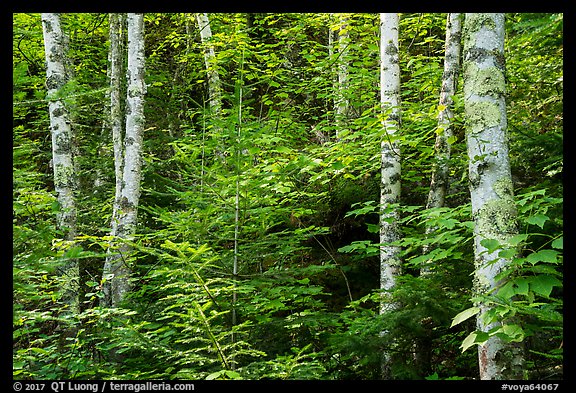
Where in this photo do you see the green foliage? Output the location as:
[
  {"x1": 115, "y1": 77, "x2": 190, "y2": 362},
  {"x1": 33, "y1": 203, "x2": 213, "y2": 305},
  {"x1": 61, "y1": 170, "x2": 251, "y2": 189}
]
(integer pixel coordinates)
[
  {"x1": 13, "y1": 12, "x2": 562, "y2": 381},
  {"x1": 450, "y1": 187, "x2": 562, "y2": 377}
]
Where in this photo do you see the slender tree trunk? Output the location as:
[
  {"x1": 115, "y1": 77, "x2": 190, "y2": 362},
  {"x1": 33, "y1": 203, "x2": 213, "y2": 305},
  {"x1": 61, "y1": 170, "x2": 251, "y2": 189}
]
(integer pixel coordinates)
[
  {"x1": 424, "y1": 12, "x2": 462, "y2": 231},
  {"x1": 101, "y1": 13, "x2": 127, "y2": 307},
  {"x1": 328, "y1": 14, "x2": 336, "y2": 82},
  {"x1": 463, "y1": 12, "x2": 524, "y2": 380},
  {"x1": 41, "y1": 12, "x2": 79, "y2": 317},
  {"x1": 379, "y1": 12, "x2": 402, "y2": 379},
  {"x1": 96, "y1": 14, "x2": 123, "y2": 193},
  {"x1": 421, "y1": 13, "x2": 462, "y2": 272},
  {"x1": 196, "y1": 12, "x2": 226, "y2": 165},
  {"x1": 196, "y1": 13, "x2": 222, "y2": 118},
  {"x1": 334, "y1": 13, "x2": 350, "y2": 140},
  {"x1": 102, "y1": 13, "x2": 146, "y2": 308},
  {"x1": 414, "y1": 14, "x2": 463, "y2": 376},
  {"x1": 110, "y1": 13, "x2": 126, "y2": 236}
]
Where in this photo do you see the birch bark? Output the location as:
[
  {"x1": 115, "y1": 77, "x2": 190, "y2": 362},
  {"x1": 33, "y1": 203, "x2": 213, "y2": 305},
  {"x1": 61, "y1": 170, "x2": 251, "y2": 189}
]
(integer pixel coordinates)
[
  {"x1": 421, "y1": 13, "x2": 462, "y2": 275},
  {"x1": 196, "y1": 13, "x2": 222, "y2": 118},
  {"x1": 334, "y1": 14, "x2": 350, "y2": 140},
  {"x1": 41, "y1": 12, "x2": 79, "y2": 315},
  {"x1": 101, "y1": 13, "x2": 126, "y2": 307},
  {"x1": 463, "y1": 12, "x2": 524, "y2": 380},
  {"x1": 109, "y1": 13, "x2": 126, "y2": 237},
  {"x1": 413, "y1": 14, "x2": 463, "y2": 376},
  {"x1": 102, "y1": 13, "x2": 146, "y2": 307},
  {"x1": 426, "y1": 13, "x2": 462, "y2": 212},
  {"x1": 379, "y1": 12, "x2": 401, "y2": 309},
  {"x1": 379, "y1": 12, "x2": 401, "y2": 379}
]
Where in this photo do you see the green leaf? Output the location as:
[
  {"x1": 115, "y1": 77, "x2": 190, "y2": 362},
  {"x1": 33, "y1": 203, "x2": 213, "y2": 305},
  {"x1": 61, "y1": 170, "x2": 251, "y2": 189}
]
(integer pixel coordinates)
[
  {"x1": 526, "y1": 249, "x2": 560, "y2": 264},
  {"x1": 498, "y1": 248, "x2": 517, "y2": 259},
  {"x1": 275, "y1": 146, "x2": 292, "y2": 154},
  {"x1": 366, "y1": 223, "x2": 380, "y2": 233},
  {"x1": 497, "y1": 281, "x2": 515, "y2": 299},
  {"x1": 491, "y1": 324, "x2": 525, "y2": 342},
  {"x1": 438, "y1": 218, "x2": 459, "y2": 229},
  {"x1": 30, "y1": 347, "x2": 50, "y2": 355},
  {"x1": 338, "y1": 240, "x2": 377, "y2": 255},
  {"x1": 65, "y1": 246, "x2": 84, "y2": 259},
  {"x1": 425, "y1": 372, "x2": 440, "y2": 380},
  {"x1": 265, "y1": 299, "x2": 286, "y2": 311},
  {"x1": 450, "y1": 306, "x2": 480, "y2": 328},
  {"x1": 497, "y1": 277, "x2": 530, "y2": 299},
  {"x1": 526, "y1": 213, "x2": 549, "y2": 229},
  {"x1": 551, "y1": 236, "x2": 563, "y2": 249},
  {"x1": 207, "y1": 370, "x2": 242, "y2": 380},
  {"x1": 480, "y1": 238, "x2": 500, "y2": 253},
  {"x1": 51, "y1": 200, "x2": 61, "y2": 212},
  {"x1": 460, "y1": 330, "x2": 489, "y2": 352},
  {"x1": 514, "y1": 277, "x2": 530, "y2": 296},
  {"x1": 461, "y1": 332, "x2": 477, "y2": 352},
  {"x1": 345, "y1": 201, "x2": 377, "y2": 217},
  {"x1": 331, "y1": 161, "x2": 345, "y2": 170},
  {"x1": 528, "y1": 275, "x2": 562, "y2": 297},
  {"x1": 507, "y1": 233, "x2": 529, "y2": 247},
  {"x1": 206, "y1": 370, "x2": 227, "y2": 380}
]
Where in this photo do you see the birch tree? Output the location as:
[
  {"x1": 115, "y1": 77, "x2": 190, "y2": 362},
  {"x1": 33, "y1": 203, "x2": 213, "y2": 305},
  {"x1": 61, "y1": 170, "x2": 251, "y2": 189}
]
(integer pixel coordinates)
[
  {"x1": 422, "y1": 13, "x2": 462, "y2": 275},
  {"x1": 100, "y1": 13, "x2": 126, "y2": 306},
  {"x1": 196, "y1": 13, "x2": 222, "y2": 118},
  {"x1": 102, "y1": 13, "x2": 146, "y2": 307},
  {"x1": 413, "y1": 14, "x2": 463, "y2": 375},
  {"x1": 462, "y1": 12, "x2": 524, "y2": 380},
  {"x1": 109, "y1": 13, "x2": 126, "y2": 237},
  {"x1": 333, "y1": 13, "x2": 350, "y2": 140},
  {"x1": 379, "y1": 12, "x2": 401, "y2": 379},
  {"x1": 196, "y1": 12, "x2": 225, "y2": 168},
  {"x1": 41, "y1": 12, "x2": 79, "y2": 316},
  {"x1": 426, "y1": 13, "x2": 462, "y2": 213},
  {"x1": 95, "y1": 14, "x2": 125, "y2": 192}
]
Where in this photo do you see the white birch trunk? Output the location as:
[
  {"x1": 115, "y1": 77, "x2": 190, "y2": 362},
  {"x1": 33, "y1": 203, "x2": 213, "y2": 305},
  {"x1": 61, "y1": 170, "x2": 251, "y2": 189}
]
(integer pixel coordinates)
[
  {"x1": 463, "y1": 13, "x2": 524, "y2": 380},
  {"x1": 328, "y1": 14, "x2": 335, "y2": 69},
  {"x1": 109, "y1": 13, "x2": 126, "y2": 235},
  {"x1": 41, "y1": 12, "x2": 79, "y2": 315},
  {"x1": 421, "y1": 13, "x2": 462, "y2": 275},
  {"x1": 196, "y1": 13, "x2": 222, "y2": 117},
  {"x1": 413, "y1": 14, "x2": 463, "y2": 375},
  {"x1": 379, "y1": 12, "x2": 401, "y2": 379},
  {"x1": 334, "y1": 14, "x2": 350, "y2": 139},
  {"x1": 379, "y1": 12, "x2": 401, "y2": 309},
  {"x1": 426, "y1": 13, "x2": 462, "y2": 211},
  {"x1": 101, "y1": 13, "x2": 127, "y2": 307},
  {"x1": 103, "y1": 13, "x2": 146, "y2": 307}
]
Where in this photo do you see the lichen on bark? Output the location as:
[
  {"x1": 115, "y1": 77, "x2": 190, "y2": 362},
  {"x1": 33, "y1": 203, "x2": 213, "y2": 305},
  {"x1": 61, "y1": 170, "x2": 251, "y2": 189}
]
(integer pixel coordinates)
[
  {"x1": 465, "y1": 13, "x2": 497, "y2": 33},
  {"x1": 465, "y1": 101, "x2": 502, "y2": 133},
  {"x1": 464, "y1": 63, "x2": 506, "y2": 98},
  {"x1": 475, "y1": 178, "x2": 517, "y2": 237},
  {"x1": 53, "y1": 162, "x2": 75, "y2": 189}
]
